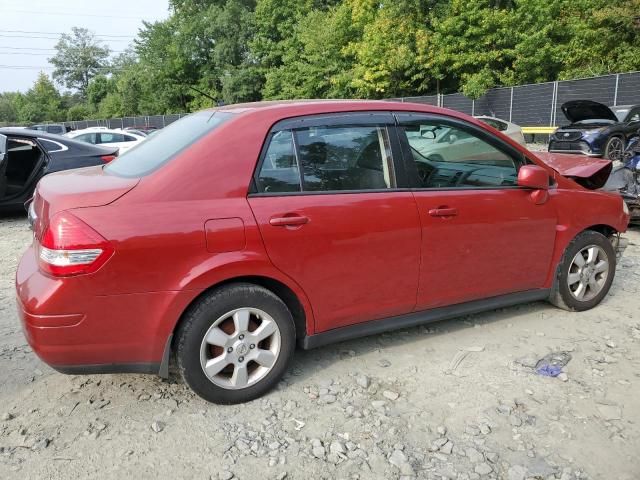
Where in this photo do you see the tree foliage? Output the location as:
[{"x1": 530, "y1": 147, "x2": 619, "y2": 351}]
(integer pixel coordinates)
[
  {"x1": 49, "y1": 27, "x2": 111, "y2": 97},
  {"x1": 2, "y1": 0, "x2": 640, "y2": 123}
]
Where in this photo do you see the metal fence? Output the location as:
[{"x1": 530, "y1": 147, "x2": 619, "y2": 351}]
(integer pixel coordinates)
[
  {"x1": 395, "y1": 71, "x2": 640, "y2": 126},
  {"x1": 64, "y1": 113, "x2": 189, "y2": 131},
  {"x1": 61, "y1": 71, "x2": 640, "y2": 130}
]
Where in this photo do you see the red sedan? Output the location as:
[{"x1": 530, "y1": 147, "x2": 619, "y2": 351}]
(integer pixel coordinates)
[{"x1": 16, "y1": 101, "x2": 630, "y2": 404}]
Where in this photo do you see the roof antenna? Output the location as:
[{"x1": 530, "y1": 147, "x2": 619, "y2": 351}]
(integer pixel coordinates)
[{"x1": 188, "y1": 86, "x2": 218, "y2": 106}]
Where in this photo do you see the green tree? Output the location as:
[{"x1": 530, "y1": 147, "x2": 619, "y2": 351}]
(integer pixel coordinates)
[
  {"x1": 49, "y1": 27, "x2": 111, "y2": 96},
  {"x1": 0, "y1": 92, "x2": 21, "y2": 124},
  {"x1": 17, "y1": 73, "x2": 64, "y2": 123}
]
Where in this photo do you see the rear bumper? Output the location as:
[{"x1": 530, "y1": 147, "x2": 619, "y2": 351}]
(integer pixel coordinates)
[{"x1": 16, "y1": 246, "x2": 188, "y2": 375}]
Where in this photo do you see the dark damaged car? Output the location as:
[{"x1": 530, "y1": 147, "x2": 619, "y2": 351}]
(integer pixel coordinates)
[
  {"x1": 0, "y1": 128, "x2": 118, "y2": 211},
  {"x1": 549, "y1": 101, "x2": 640, "y2": 161}
]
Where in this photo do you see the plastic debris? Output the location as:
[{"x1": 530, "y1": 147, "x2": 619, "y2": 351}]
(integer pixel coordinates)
[{"x1": 535, "y1": 351, "x2": 572, "y2": 377}]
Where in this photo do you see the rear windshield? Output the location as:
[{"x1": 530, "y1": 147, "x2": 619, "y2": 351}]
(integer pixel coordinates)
[{"x1": 105, "y1": 111, "x2": 233, "y2": 177}]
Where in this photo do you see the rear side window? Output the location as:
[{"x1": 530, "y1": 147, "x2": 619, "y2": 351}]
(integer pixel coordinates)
[
  {"x1": 106, "y1": 111, "x2": 233, "y2": 177},
  {"x1": 256, "y1": 124, "x2": 394, "y2": 193},
  {"x1": 99, "y1": 133, "x2": 125, "y2": 143},
  {"x1": 46, "y1": 125, "x2": 64, "y2": 134},
  {"x1": 75, "y1": 133, "x2": 98, "y2": 144}
]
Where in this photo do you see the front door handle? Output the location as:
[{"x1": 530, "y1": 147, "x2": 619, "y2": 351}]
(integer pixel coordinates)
[
  {"x1": 428, "y1": 207, "x2": 458, "y2": 217},
  {"x1": 269, "y1": 215, "x2": 309, "y2": 227}
]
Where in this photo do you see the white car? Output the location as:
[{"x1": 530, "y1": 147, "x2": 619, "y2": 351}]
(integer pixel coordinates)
[
  {"x1": 65, "y1": 128, "x2": 145, "y2": 154},
  {"x1": 474, "y1": 116, "x2": 526, "y2": 146}
]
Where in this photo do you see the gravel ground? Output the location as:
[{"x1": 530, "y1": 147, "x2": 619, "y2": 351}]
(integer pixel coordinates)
[{"x1": 1, "y1": 214, "x2": 639, "y2": 480}]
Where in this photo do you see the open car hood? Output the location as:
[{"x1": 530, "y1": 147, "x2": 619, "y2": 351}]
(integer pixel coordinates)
[
  {"x1": 535, "y1": 152, "x2": 612, "y2": 189},
  {"x1": 561, "y1": 100, "x2": 618, "y2": 123}
]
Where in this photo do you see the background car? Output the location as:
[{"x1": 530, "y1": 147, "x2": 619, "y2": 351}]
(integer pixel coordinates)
[
  {"x1": 17, "y1": 101, "x2": 629, "y2": 406},
  {"x1": 475, "y1": 115, "x2": 526, "y2": 145},
  {"x1": 66, "y1": 127, "x2": 145, "y2": 154},
  {"x1": 0, "y1": 128, "x2": 118, "y2": 211},
  {"x1": 549, "y1": 100, "x2": 640, "y2": 160},
  {"x1": 123, "y1": 126, "x2": 159, "y2": 135},
  {"x1": 27, "y1": 124, "x2": 71, "y2": 135}
]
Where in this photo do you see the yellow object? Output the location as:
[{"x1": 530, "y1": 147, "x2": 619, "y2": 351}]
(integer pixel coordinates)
[{"x1": 521, "y1": 126, "x2": 557, "y2": 134}]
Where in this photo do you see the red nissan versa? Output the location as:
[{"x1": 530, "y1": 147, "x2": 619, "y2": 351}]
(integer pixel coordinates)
[{"x1": 16, "y1": 101, "x2": 630, "y2": 404}]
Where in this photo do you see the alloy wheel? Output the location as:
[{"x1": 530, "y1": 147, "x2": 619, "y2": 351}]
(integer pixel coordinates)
[
  {"x1": 606, "y1": 137, "x2": 624, "y2": 161},
  {"x1": 567, "y1": 245, "x2": 610, "y2": 302},
  {"x1": 199, "y1": 307, "x2": 281, "y2": 390}
]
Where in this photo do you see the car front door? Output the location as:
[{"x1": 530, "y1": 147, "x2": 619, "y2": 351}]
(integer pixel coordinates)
[
  {"x1": 396, "y1": 113, "x2": 558, "y2": 310},
  {"x1": 248, "y1": 113, "x2": 422, "y2": 333}
]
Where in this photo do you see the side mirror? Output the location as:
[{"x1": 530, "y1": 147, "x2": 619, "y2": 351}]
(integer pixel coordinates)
[
  {"x1": 518, "y1": 165, "x2": 549, "y2": 190},
  {"x1": 448, "y1": 134, "x2": 459, "y2": 144},
  {"x1": 421, "y1": 129, "x2": 436, "y2": 140}
]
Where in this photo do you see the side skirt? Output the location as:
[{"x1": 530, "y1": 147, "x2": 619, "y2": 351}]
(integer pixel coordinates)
[
  {"x1": 52, "y1": 363, "x2": 161, "y2": 376},
  {"x1": 301, "y1": 289, "x2": 550, "y2": 350}
]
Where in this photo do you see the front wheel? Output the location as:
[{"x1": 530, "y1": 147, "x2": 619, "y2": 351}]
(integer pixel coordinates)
[
  {"x1": 176, "y1": 283, "x2": 296, "y2": 404},
  {"x1": 549, "y1": 230, "x2": 616, "y2": 311},
  {"x1": 604, "y1": 136, "x2": 625, "y2": 161}
]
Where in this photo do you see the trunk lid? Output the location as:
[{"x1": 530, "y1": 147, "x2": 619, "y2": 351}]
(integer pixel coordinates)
[
  {"x1": 535, "y1": 152, "x2": 613, "y2": 189},
  {"x1": 561, "y1": 100, "x2": 618, "y2": 123},
  {"x1": 32, "y1": 166, "x2": 138, "y2": 236}
]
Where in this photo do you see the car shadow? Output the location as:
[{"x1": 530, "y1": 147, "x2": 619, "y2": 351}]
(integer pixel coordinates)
[{"x1": 282, "y1": 299, "x2": 558, "y2": 388}]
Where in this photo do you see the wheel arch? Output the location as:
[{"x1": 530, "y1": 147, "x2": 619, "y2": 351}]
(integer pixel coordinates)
[{"x1": 171, "y1": 275, "x2": 310, "y2": 347}]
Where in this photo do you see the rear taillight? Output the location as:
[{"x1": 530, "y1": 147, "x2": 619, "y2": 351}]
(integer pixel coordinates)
[
  {"x1": 101, "y1": 155, "x2": 117, "y2": 163},
  {"x1": 38, "y1": 212, "x2": 114, "y2": 277}
]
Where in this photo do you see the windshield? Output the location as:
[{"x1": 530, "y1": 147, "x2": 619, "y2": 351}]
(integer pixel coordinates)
[
  {"x1": 105, "y1": 111, "x2": 233, "y2": 177},
  {"x1": 613, "y1": 108, "x2": 630, "y2": 122}
]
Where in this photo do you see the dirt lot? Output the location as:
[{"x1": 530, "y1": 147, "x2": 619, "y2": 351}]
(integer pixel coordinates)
[{"x1": 1, "y1": 214, "x2": 639, "y2": 480}]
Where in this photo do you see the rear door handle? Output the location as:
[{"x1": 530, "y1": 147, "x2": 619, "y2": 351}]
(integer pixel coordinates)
[
  {"x1": 428, "y1": 207, "x2": 458, "y2": 217},
  {"x1": 269, "y1": 215, "x2": 309, "y2": 227}
]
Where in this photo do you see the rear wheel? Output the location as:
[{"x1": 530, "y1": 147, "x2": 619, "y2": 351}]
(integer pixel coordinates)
[
  {"x1": 549, "y1": 230, "x2": 616, "y2": 311},
  {"x1": 176, "y1": 283, "x2": 295, "y2": 404},
  {"x1": 604, "y1": 136, "x2": 625, "y2": 161}
]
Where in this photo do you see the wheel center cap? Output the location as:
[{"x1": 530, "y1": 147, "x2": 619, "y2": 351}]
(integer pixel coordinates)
[{"x1": 236, "y1": 343, "x2": 249, "y2": 356}]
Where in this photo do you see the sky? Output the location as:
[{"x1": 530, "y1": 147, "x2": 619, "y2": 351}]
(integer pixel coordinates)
[{"x1": 0, "y1": 0, "x2": 170, "y2": 92}]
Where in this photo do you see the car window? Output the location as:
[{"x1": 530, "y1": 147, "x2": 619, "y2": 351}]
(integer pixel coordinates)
[
  {"x1": 99, "y1": 133, "x2": 125, "y2": 143},
  {"x1": 46, "y1": 126, "x2": 63, "y2": 134},
  {"x1": 256, "y1": 131, "x2": 301, "y2": 193},
  {"x1": 627, "y1": 109, "x2": 640, "y2": 122},
  {"x1": 123, "y1": 135, "x2": 139, "y2": 142},
  {"x1": 479, "y1": 118, "x2": 507, "y2": 131},
  {"x1": 38, "y1": 139, "x2": 67, "y2": 153},
  {"x1": 295, "y1": 125, "x2": 394, "y2": 192},
  {"x1": 256, "y1": 125, "x2": 395, "y2": 193},
  {"x1": 400, "y1": 120, "x2": 519, "y2": 189},
  {"x1": 75, "y1": 133, "x2": 98, "y2": 144},
  {"x1": 106, "y1": 111, "x2": 233, "y2": 178}
]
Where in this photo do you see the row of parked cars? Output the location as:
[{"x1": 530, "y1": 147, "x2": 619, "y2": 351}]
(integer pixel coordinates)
[
  {"x1": 0, "y1": 124, "x2": 159, "y2": 211},
  {"x1": 11, "y1": 99, "x2": 633, "y2": 404}
]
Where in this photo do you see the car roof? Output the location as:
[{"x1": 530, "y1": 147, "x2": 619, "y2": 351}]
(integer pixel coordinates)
[
  {"x1": 69, "y1": 127, "x2": 143, "y2": 135},
  {"x1": 0, "y1": 126, "x2": 117, "y2": 153},
  {"x1": 0, "y1": 127, "x2": 68, "y2": 140}
]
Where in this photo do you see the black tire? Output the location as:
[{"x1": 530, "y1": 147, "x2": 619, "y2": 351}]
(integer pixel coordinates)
[
  {"x1": 175, "y1": 283, "x2": 296, "y2": 404},
  {"x1": 548, "y1": 230, "x2": 616, "y2": 311},
  {"x1": 603, "y1": 136, "x2": 625, "y2": 161}
]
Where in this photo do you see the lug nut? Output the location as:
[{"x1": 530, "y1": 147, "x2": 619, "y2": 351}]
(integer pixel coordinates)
[
  {"x1": 227, "y1": 347, "x2": 233, "y2": 353},
  {"x1": 239, "y1": 334, "x2": 245, "y2": 340},
  {"x1": 238, "y1": 356, "x2": 244, "y2": 362},
  {"x1": 250, "y1": 344, "x2": 255, "y2": 349}
]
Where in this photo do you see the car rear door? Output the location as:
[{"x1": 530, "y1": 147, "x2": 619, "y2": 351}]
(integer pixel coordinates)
[
  {"x1": 248, "y1": 113, "x2": 422, "y2": 333},
  {"x1": 395, "y1": 112, "x2": 558, "y2": 310}
]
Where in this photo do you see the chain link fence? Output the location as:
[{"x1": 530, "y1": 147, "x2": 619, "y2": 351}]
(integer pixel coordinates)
[
  {"x1": 60, "y1": 71, "x2": 640, "y2": 131},
  {"x1": 394, "y1": 71, "x2": 640, "y2": 126},
  {"x1": 63, "y1": 114, "x2": 189, "y2": 131}
]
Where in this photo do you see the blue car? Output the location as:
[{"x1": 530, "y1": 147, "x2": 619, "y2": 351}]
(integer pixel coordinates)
[{"x1": 549, "y1": 100, "x2": 640, "y2": 161}]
